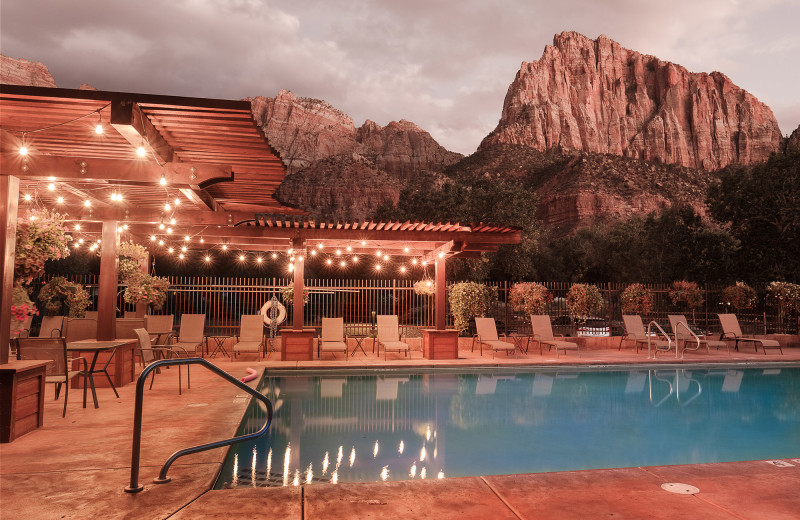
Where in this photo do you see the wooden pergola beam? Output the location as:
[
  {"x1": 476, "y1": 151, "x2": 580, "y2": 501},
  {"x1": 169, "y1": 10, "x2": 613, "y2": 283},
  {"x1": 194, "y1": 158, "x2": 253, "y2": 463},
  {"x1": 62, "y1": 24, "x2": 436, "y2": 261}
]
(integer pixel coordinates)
[{"x1": 110, "y1": 100, "x2": 173, "y2": 164}]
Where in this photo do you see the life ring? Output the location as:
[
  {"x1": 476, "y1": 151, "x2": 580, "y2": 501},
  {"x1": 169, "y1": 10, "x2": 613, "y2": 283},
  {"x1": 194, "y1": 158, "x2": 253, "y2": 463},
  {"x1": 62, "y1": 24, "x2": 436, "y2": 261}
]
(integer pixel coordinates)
[{"x1": 260, "y1": 300, "x2": 286, "y2": 326}]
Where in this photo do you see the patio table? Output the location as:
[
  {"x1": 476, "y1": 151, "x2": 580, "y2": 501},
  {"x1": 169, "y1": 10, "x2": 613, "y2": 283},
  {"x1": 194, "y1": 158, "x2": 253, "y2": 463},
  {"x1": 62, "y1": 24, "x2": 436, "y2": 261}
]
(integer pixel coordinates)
[
  {"x1": 67, "y1": 339, "x2": 133, "y2": 408},
  {"x1": 509, "y1": 333, "x2": 533, "y2": 354},
  {"x1": 349, "y1": 335, "x2": 373, "y2": 357},
  {"x1": 204, "y1": 335, "x2": 230, "y2": 358}
]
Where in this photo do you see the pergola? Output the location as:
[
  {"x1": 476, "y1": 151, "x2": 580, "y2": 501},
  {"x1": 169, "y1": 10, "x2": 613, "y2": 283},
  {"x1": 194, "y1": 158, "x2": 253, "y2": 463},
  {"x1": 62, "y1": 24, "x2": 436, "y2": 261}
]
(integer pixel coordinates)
[{"x1": 1, "y1": 85, "x2": 521, "y2": 365}]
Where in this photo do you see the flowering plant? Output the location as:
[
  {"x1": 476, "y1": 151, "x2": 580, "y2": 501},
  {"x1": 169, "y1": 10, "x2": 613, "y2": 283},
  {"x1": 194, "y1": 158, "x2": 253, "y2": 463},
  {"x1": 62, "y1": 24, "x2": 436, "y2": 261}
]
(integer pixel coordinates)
[
  {"x1": 413, "y1": 280, "x2": 435, "y2": 296},
  {"x1": 566, "y1": 283, "x2": 604, "y2": 319},
  {"x1": 722, "y1": 281, "x2": 758, "y2": 311},
  {"x1": 11, "y1": 285, "x2": 38, "y2": 331},
  {"x1": 280, "y1": 286, "x2": 310, "y2": 305},
  {"x1": 620, "y1": 283, "x2": 654, "y2": 315},
  {"x1": 38, "y1": 276, "x2": 91, "y2": 317},
  {"x1": 448, "y1": 282, "x2": 497, "y2": 333},
  {"x1": 669, "y1": 280, "x2": 704, "y2": 310},
  {"x1": 766, "y1": 281, "x2": 800, "y2": 315},
  {"x1": 118, "y1": 242, "x2": 148, "y2": 283},
  {"x1": 14, "y1": 208, "x2": 71, "y2": 284},
  {"x1": 509, "y1": 282, "x2": 553, "y2": 315},
  {"x1": 123, "y1": 271, "x2": 170, "y2": 310}
]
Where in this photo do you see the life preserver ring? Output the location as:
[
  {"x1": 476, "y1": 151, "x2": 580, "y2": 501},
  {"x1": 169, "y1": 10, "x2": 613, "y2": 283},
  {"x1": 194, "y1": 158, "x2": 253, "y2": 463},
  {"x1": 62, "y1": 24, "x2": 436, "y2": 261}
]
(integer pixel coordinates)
[{"x1": 260, "y1": 300, "x2": 286, "y2": 326}]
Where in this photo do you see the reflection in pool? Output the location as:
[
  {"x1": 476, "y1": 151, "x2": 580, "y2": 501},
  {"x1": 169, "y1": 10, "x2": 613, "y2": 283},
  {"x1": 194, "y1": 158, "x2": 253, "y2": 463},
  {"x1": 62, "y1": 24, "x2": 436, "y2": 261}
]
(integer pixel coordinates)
[{"x1": 216, "y1": 367, "x2": 800, "y2": 488}]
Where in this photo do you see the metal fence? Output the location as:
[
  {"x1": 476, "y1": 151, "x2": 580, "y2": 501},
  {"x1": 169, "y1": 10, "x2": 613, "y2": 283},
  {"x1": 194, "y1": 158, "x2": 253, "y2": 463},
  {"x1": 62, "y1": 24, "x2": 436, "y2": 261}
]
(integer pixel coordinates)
[{"x1": 27, "y1": 276, "x2": 799, "y2": 336}]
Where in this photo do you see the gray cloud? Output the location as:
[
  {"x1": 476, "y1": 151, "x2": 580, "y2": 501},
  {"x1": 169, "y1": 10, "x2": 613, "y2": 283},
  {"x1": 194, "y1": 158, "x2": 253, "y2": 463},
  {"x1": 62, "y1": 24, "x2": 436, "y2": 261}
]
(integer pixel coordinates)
[{"x1": 2, "y1": 0, "x2": 798, "y2": 153}]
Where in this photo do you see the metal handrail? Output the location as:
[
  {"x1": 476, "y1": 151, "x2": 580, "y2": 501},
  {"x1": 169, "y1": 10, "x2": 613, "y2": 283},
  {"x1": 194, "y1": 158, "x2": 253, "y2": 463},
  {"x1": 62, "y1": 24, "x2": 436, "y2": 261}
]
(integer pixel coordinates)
[
  {"x1": 646, "y1": 321, "x2": 673, "y2": 359},
  {"x1": 124, "y1": 358, "x2": 272, "y2": 493},
  {"x1": 674, "y1": 321, "x2": 702, "y2": 359}
]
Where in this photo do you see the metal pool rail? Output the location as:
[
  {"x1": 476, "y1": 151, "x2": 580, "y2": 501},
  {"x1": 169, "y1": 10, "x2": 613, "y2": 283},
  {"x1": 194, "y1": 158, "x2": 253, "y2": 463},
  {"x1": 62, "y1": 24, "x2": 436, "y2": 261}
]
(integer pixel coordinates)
[{"x1": 124, "y1": 358, "x2": 273, "y2": 493}]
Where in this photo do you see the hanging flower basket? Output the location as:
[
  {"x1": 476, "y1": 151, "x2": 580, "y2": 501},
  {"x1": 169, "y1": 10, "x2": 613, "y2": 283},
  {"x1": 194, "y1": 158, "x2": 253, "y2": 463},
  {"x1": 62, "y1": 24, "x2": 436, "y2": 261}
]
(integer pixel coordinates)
[
  {"x1": 280, "y1": 286, "x2": 310, "y2": 306},
  {"x1": 413, "y1": 280, "x2": 436, "y2": 296},
  {"x1": 509, "y1": 282, "x2": 553, "y2": 315},
  {"x1": 14, "y1": 208, "x2": 71, "y2": 285},
  {"x1": 123, "y1": 272, "x2": 170, "y2": 311},
  {"x1": 38, "y1": 276, "x2": 91, "y2": 317},
  {"x1": 668, "y1": 280, "x2": 704, "y2": 310},
  {"x1": 721, "y1": 281, "x2": 758, "y2": 311},
  {"x1": 118, "y1": 242, "x2": 149, "y2": 283},
  {"x1": 620, "y1": 283, "x2": 654, "y2": 315},
  {"x1": 566, "y1": 283, "x2": 604, "y2": 319}
]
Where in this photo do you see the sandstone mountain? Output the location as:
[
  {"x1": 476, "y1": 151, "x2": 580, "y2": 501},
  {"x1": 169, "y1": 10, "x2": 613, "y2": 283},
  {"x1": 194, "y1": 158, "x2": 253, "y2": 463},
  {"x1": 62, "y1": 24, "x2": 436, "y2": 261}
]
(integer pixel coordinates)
[
  {"x1": 786, "y1": 125, "x2": 800, "y2": 154},
  {"x1": 481, "y1": 31, "x2": 783, "y2": 171},
  {"x1": 0, "y1": 55, "x2": 56, "y2": 87}
]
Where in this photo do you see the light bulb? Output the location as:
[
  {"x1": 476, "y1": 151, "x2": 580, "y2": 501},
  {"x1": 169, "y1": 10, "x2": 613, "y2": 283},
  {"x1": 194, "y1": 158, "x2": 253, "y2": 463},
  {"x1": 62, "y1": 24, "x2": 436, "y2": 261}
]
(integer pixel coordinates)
[
  {"x1": 19, "y1": 146, "x2": 28, "y2": 156},
  {"x1": 48, "y1": 183, "x2": 55, "y2": 191},
  {"x1": 384, "y1": 255, "x2": 389, "y2": 261},
  {"x1": 178, "y1": 253, "x2": 184, "y2": 259},
  {"x1": 23, "y1": 194, "x2": 31, "y2": 201},
  {"x1": 159, "y1": 175, "x2": 166, "y2": 185},
  {"x1": 166, "y1": 227, "x2": 173, "y2": 234},
  {"x1": 326, "y1": 258, "x2": 332, "y2": 265},
  {"x1": 239, "y1": 254, "x2": 245, "y2": 261},
  {"x1": 164, "y1": 203, "x2": 171, "y2": 211},
  {"x1": 257, "y1": 257, "x2": 263, "y2": 263},
  {"x1": 174, "y1": 198, "x2": 180, "y2": 206},
  {"x1": 352, "y1": 256, "x2": 359, "y2": 262},
  {"x1": 137, "y1": 146, "x2": 146, "y2": 157},
  {"x1": 74, "y1": 224, "x2": 81, "y2": 230},
  {"x1": 181, "y1": 246, "x2": 187, "y2": 252},
  {"x1": 150, "y1": 235, "x2": 156, "y2": 241},
  {"x1": 271, "y1": 252, "x2": 277, "y2": 259},
  {"x1": 376, "y1": 250, "x2": 382, "y2": 257},
  {"x1": 375, "y1": 264, "x2": 382, "y2": 271},
  {"x1": 57, "y1": 196, "x2": 64, "y2": 204},
  {"x1": 404, "y1": 247, "x2": 410, "y2": 253},
  {"x1": 205, "y1": 255, "x2": 211, "y2": 262},
  {"x1": 84, "y1": 200, "x2": 91, "y2": 207},
  {"x1": 222, "y1": 244, "x2": 228, "y2": 251},
  {"x1": 184, "y1": 235, "x2": 190, "y2": 242},
  {"x1": 340, "y1": 260, "x2": 346, "y2": 267},
  {"x1": 158, "y1": 240, "x2": 164, "y2": 246},
  {"x1": 95, "y1": 123, "x2": 103, "y2": 134},
  {"x1": 310, "y1": 250, "x2": 317, "y2": 256},
  {"x1": 159, "y1": 223, "x2": 165, "y2": 230},
  {"x1": 400, "y1": 266, "x2": 406, "y2": 273},
  {"x1": 170, "y1": 218, "x2": 176, "y2": 225}
]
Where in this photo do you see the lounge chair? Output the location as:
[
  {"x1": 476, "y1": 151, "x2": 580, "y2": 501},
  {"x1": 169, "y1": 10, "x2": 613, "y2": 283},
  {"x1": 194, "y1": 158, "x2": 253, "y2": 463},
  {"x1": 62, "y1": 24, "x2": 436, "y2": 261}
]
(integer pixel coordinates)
[
  {"x1": 318, "y1": 317, "x2": 348, "y2": 361},
  {"x1": 620, "y1": 315, "x2": 672, "y2": 355},
  {"x1": 38, "y1": 315, "x2": 64, "y2": 338},
  {"x1": 169, "y1": 314, "x2": 205, "y2": 356},
  {"x1": 530, "y1": 315, "x2": 579, "y2": 358},
  {"x1": 718, "y1": 314, "x2": 783, "y2": 354},
  {"x1": 232, "y1": 315, "x2": 265, "y2": 359},
  {"x1": 15, "y1": 337, "x2": 87, "y2": 417},
  {"x1": 668, "y1": 314, "x2": 730, "y2": 356},
  {"x1": 376, "y1": 315, "x2": 410, "y2": 360},
  {"x1": 472, "y1": 317, "x2": 516, "y2": 358},
  {"x1": 115, "y1": 318, "x2": 145, "y2": 340},
  {"x1": 133, "y1": 328, "x2": 188, "y2": 394}
]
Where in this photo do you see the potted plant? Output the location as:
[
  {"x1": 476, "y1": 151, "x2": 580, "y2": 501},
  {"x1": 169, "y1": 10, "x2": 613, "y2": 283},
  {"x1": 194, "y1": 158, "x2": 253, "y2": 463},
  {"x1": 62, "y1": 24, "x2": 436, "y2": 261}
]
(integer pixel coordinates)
[
  {"x1": 509, "y1": 282, "x2": 553, "y2": 315},
  {"x1": 620, "y1": 283, "x2": 654, "y2": 315},
  {"x1": 766, "y1": 282, "x2": 800, "y2": 333},
  {"x1": 280, "y1": 286, "x2": 310, "y2": 306},
  {"x1": 38, "y1": 276, "x2": 91, "y2": 317},
  {"x1": 11, "y1": 285, "x2": 38, "y2": 333},
  {"x1": 118, "y1": 242, "x2": 148, "y2": 283},
  {"x1": 123, "y1": 271, "x2": 170, "y2": 311},
  {"x1": 566, "y1": 283, "x2": 604, "y2": 321},
  {"x1": 413, "y1": 280, "x2": 435, "y2": 296},
  {"x1": 668, "y1": 280, "x2": 704, "y2": 310},
  {"x1": 448, "y1": 282, "x2": 497, "y2": 334},
  {"x1": 722, "y1": 281, "x2": 758, "y2": 311}
]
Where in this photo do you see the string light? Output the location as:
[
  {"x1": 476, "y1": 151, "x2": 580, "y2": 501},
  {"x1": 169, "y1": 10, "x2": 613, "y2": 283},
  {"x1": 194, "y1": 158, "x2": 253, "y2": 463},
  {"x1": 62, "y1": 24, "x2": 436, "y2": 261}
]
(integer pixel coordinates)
[
  {"x1": 178, "y1": 253, "x2": 185, "y2": 259},
  {"x1": 168, "y1": 247, "x2": 174, "y2": 253},
  {"x1": 221, "y1": 244, "x2": 228, "y2": 251},
  {"x1": 383, "y1": 255, "x2": 389, "y2": 261},
  {"x1": 376, "y1": 250, "x2": 382, "y2": 257},
  {"x1": 166, "y1": 227, "x2": 173, "y2": 234},
  {"x1": 184, "y1": 235, "x2": 190, "y2": 242},
  {"x1": 84, "y1": 200, "x2": 91, "y2": 207},
  {"x1": 239, "y1": 254, "x2": 245, "y2": 261},
  {"x1": 400, "y1": 266, "x2": 407, "y2": 274},
  {"x1": 159, "y1": 174, "x2": 166, "y2": 185},
  {"x1": 339, "y1": 260, "x2": 346, "y2": 268},
  {"x1": 271, "y1": 252, "x2": 277, "y2": 259},
  {"x1": 352, "y1": 256, "x2": 359, "y2": 263},
  {"x1": 150, "y1": 235, "x2": 156, "y2": 241},
  {"x1": 256, "y1": 257, "x2": 263, "y2": 263},
  {"x1": 159, "y1": 223, "x2": 165, "y2": 230},
  {"x1": 74, "y1": 224, "x2": 81, "y2": 230},
  {"x1": 56, "y1": 196, "x2": 64, "y2": 204},
  {"x1": 335, "y1": 249, "x2": 341, "y2": 256},
  {"x1": 404, "y1": 247, "x2": 410, "y2": 253},
  {"x1": 23, "y1": 194, "x2": 31, "y2": 201},
  {"x1": 181, "y1": 246, "x2": 187, "y2": 252},
  {"x1": 375, "y1": 264, "x2": 382, "y2": 271},
  {"x1": 205, "y1": 255, "x2": 211, "y2": 262},
  {"x1": 174, "y1": 198, "x2": 181, "y2": 206},
  {"x1": 199, "y1": 238, "x2": 204, "y2": 244},
  {"x1": 137, "y1": 145, "x2": 146, "y2": 157},
  {"x1": 326, "y1": 258, "x2": 333, "y2": 265},
  {"x1": 48, "y1": 183, "x2": 55, "y2": 191},
  {"x1": 95, "y1": 112, "x2": 103, "y2": 134},
  {"x1": 346, "y1": 246, "x2": 352, "y2": 252},
  {"x1": 170, "y1": 218, "x2": 176, "y2": 225},
  {"x1": 310, "y1": 249, "x2": 317, "y2": 256},
  {"x1": 412, "y1": 258, "x2": 418, "y2": 265},
  {"x1": 164, "y1": 203, "x2": 171, "y2": 211},
  {"x1": 158, "y1": 240, "x2": 164, "y2": 246}
]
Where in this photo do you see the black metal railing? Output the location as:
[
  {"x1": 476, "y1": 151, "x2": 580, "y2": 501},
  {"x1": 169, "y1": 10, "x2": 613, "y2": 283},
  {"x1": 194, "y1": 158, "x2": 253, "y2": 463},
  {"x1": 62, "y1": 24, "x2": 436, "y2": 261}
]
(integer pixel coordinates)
[{"x1": 124, "y1": 358, "x2": 272, "y2": 493}]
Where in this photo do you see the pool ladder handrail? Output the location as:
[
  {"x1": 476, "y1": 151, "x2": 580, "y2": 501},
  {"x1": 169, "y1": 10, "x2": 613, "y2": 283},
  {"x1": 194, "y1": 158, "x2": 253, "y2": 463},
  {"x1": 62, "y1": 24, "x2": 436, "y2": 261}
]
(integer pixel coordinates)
[
  {"x1": 124, "y1": 358, "x2": 273, "y2": 493},
  {"x1": 646, "y1": 321, "x2": 673, "y2": 359},
  {"x1": 673, "y1": 321, "x2": 704, "y2": 359}
]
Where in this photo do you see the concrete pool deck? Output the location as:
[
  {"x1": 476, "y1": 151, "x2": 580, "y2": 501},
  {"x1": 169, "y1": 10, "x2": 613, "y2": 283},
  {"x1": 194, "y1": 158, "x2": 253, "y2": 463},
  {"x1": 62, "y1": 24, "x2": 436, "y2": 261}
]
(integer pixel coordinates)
[{"x1": 1, "y1": 345, "x2": 799, "y2": 519}]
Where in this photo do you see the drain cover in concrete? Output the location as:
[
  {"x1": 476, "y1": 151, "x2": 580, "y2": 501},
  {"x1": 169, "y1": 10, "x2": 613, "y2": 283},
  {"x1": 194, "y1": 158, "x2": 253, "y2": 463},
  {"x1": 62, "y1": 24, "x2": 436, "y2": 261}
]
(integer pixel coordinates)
[
  {"x1": 661, "y1": 483, "x2": 699, "y2": 494},
  {"x1": 766, "y1": 460, "x2": 795, "y2": 467}
]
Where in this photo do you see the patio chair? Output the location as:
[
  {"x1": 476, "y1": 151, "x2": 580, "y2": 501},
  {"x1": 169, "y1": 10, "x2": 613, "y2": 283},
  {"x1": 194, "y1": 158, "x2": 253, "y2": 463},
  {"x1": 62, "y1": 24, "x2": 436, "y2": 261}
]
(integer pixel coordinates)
[
  {"x1": 133, "y1": 328, "x2": 188, "y2": 394},
  {"x1": 718, "y1": 314, "x2": 783, "y2": 354},
  {"x1": 84, "y1": 311, "x2": 98, "y2": 320},
  {"x1": 169, "y1": 314, "x2": 205, "y2": 356},
  {"x1": 64, "y1": 318, "x2": 97, "y2": 343},
  {"x1": 115, "y1": 318, "x2": 145, "y2": 340},
  {"x1": 376, "y1": 315, "x2": 410, "y2": 360},
  {"x1": 530, "y1": 315, "x2": 579, "y2": 358},
  {"x1": 620, "y1": 315, "x2": 671, "y2": 355},
  {"x1": 15, "y1": 337, "x2": 87, "y2": 418},
  {"x1": 668, "y1": 314, "x2": 730, "y2": 356},
  {"x1": 471, "y1": 317, "x2": 516, "y2": 358},
  {"x1": 318, "y1": 317, "x2": 348, "y2": 361},
  {"x1": 232, "y1": 315, "x2": 265, "y2": 359},
  {"x1": 38, "y1": 315, "x2": 64, "y2": 338},
  {"x1": 144, "y1": 314, "x2": 174, "y2": 345}
]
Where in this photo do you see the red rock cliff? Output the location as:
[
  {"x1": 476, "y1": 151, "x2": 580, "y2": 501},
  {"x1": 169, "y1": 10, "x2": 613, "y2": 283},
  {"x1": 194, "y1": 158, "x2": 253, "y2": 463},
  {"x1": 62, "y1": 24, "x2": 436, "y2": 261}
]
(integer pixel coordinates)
[
  {"x1": 1, "y1": 55, "x2": 56, "y2": 87},
  {"x1": 480, "y1": 32, "x2": 782, "y2": 171}
]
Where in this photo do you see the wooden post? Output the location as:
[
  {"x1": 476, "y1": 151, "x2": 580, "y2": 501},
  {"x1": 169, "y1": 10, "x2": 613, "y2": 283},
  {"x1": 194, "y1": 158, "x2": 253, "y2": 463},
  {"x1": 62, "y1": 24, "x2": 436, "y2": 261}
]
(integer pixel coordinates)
[
  {"x1": 292, "y1": 238, "x2": 304, "y2": 330},
  {"x1": 435, "y1": 256, "x2": 446, "y2": 330},
  {"x1": 134, "y1": 251, "x2": 150, "y2": 317},
  {"x1": 97, "y1": 220, "x2": 119, "y2": 340},
  {"x1": 0, "y1": 176, "x2": 20, "y2": 364}
]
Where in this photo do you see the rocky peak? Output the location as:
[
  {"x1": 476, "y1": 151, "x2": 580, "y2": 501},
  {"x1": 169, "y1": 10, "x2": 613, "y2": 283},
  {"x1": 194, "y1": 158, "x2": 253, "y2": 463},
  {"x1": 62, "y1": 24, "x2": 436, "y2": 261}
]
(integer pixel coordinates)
[
  {"x1": 480, "y1": 31, "x2": 782, "y2": 170},
  {"x1": 0, "y1": 55, "x2": 57, "y2": 87},
  {"x1": 786, "y1": 125, "x2": 800, "y2": 154}
]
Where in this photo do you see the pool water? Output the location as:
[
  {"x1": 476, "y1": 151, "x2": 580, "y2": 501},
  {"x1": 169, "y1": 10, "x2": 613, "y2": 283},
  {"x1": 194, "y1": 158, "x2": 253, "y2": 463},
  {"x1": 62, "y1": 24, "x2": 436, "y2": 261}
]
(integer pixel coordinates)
[{"x1": 215, "y1": 366, "x2": 800, "y2": 488}]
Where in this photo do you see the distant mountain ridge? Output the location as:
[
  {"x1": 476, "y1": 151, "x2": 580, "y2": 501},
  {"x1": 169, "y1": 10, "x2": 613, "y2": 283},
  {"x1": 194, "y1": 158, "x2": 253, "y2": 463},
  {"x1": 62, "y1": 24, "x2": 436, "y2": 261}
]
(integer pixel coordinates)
[{"x1": 480, "y1": 31, "x2": 783, "y2": 171}]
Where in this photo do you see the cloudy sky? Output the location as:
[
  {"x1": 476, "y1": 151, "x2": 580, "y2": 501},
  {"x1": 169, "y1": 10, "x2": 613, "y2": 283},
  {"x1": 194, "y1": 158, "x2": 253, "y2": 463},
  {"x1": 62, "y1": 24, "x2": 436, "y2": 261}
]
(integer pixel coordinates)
[{"x1": 2, "y1": 0, "x2": 798, "y2": 154}]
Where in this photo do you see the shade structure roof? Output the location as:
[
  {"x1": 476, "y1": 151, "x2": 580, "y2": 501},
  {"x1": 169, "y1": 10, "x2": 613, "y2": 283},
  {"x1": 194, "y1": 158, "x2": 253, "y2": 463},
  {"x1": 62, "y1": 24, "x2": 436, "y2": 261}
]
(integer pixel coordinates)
[{"x1": 1, "y1": 84, "x2": 521, "y2": 259}]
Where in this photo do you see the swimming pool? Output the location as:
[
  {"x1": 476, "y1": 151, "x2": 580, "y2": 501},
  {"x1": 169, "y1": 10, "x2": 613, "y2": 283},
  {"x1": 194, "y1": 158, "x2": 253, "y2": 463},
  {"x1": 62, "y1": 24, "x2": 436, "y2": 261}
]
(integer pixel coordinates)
[{"x1": 215, "y1": 365, "x2": 800, "y2": 488}]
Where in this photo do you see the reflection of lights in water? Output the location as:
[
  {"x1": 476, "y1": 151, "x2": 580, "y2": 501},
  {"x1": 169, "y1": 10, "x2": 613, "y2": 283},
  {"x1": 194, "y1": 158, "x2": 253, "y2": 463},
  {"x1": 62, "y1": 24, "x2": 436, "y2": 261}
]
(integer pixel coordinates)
[
  {"x1": 434, "y1": 430, "x2": 437, "y2": 439},
  {"x1": 373, "y1": 441, "x2": 379, "y2": 458},
  {"x1": 267, "y1": 448, "x2": 272, "y2": 478},
  {"x1": 380, "y1": 466, "x2": 389, "y2": 481},
  {"x1": 409, "y1": 462, "x2": 417, "y2": 478},
  {"x1": 232, "y1": 453, "x2": 239, "y2": 487},
  {"x1": 420, "y1": 467, "x2": 427, "y2": 479},
  {"x1": 331, "y1": 470, "x2": 339, "y2": 484},
  {"x1": 293, "y1": 469, "x2": 300, "y2": 487},
  {"x1": 283, "y1": 444, "x2": 291, "y2": 487},
  {"x1": 433, "y1": 446, "x2": 438, "y2": 459},
  {"x1": 251, "y1": 446, "x2": 257, "y2": 487},
  {"x1": 306, "y1": 463, "x2": 313, "y2": 484},
  {"x1": 398, "y1": 440, "x2": 405, "y2": 454},
  {"x1": 322, "y1": 452, "x2": 330, "y2": 475},
  {"x1": 420, "y1": 446, "x2": 427, "y2": 462},
  {"x1": 426, "y1": 426, "x2": 431, "y2": 441},
  {"x1": 349, "y1": 447, "x2": 356, "y2": 467},
  {"x1": 437, "y1": 471, "x2": 445, "y2": 479},
  {"x1": 337, "y1": 446, "x2": 343, "y2": 466}
]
